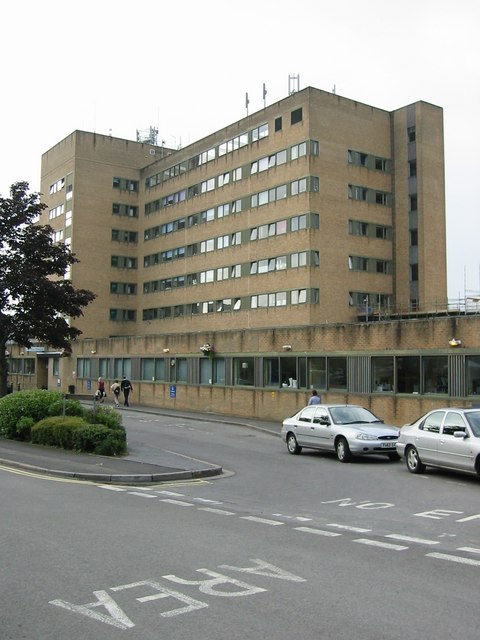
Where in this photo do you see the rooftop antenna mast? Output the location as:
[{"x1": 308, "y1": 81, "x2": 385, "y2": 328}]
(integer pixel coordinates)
[{"x1": 288, "y1": 74, "x2": 300, "y2": 95}]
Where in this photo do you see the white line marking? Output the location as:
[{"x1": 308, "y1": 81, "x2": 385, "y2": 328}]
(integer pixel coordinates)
[
  {"x1": 328, "y1": 524, "x2": 371, "y2": 533},
  {"x1": 240, "y1": 516, "x2": 284, "y2": 526},
  {"x1": 160, "y1": 499, "x2": 193, "y2": 506},
  {"x1": 194, "y1": 498, "x2": 223, "y2": 504},
  {"x1": 98, "y1": 485, "x2": 126, "y2": 492},
  {"x1": 457, "y1": 547, "x2": 480, "y2": 555},
  {"x1": 385, "y1": 534, "x2": 439, "y2": 545},
  {"x1": 354, "y1": 538, "x2": 408, "y2": 551},
  {"x1": 198, "y1": 507, "x2": 235, "y2": 515},
  {"x1": 427, "y1": 552, "x2": 480, "y2": 566},
  {"x1": 295, "y1": 527, "x2": 342, "y2": 537},
  {"x1": 157, "y1": 491, "x2": 185, "y2": 497},
  {"x1": 127, "y1": 492, "x2": 157, "y2": 498}
]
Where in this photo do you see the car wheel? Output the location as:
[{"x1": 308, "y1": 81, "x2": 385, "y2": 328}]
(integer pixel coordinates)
[
  {"x1": 405, "y1": 445, "x2": 426, "y2": 474},
  {"x1": 286, "y1": 433, "x2": 302, "y2": 455},
  {"x1": 388, "y1": 452, "x2": 401, "y2": 461},
  {"x1": 336, "y1": 437, "x2": 352, "y2": 463}
]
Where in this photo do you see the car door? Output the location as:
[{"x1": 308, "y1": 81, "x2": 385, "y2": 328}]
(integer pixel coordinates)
[
  {"x1": 437, "y1": 411, "x2": 476, "y2": 472},
  {"x1": 414, "y1": 410, "x2": 444, "y2": 463},
  {"x1": 308, "y1": 406, "x2": 334, "y2": 451},
  {"x1": 294, "y1": 406, "x2": 318, "y2": 446}
]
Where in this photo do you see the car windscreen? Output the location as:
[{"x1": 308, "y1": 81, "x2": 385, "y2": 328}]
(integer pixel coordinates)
[
  {"x1": 329, "y1": 406, "x2": 381, "y2": 425},
  {"x1": 465, "y1": 411, "x2": 480, "y2": 437}
]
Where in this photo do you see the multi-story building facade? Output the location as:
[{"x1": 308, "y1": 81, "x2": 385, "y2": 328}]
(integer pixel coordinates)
[
  {"x1": 40, "y1": 86, "x2": 447, "y2": 339},
  {"x1": 10, "y1": 86, "x2": 473, "y2": 426}
]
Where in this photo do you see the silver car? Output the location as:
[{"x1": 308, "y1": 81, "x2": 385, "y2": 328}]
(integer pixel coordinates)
[
  {"x1": 396, "y1": 407, "x2": 480, "y2": 476},
  {"x1": 281, "y1": 404, "x2": 400, "y2": 462}
]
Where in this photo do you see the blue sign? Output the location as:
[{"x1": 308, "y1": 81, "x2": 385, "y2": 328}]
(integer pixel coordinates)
[
  {"x1": 87, "y1": 379, "x2": 92, "y2": 391},
  {"x1": 170, "y1": 385, "x2": 176, "y2": 398}
]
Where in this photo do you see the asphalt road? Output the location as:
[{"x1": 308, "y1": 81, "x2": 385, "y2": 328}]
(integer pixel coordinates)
[{"x1": 1, "y1": 410, "x2": 479, "y2": 639}]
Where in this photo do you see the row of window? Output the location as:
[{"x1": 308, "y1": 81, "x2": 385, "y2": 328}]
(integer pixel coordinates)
[
  {"x1": 72, "y1": 353, "x2": 480, "y2": 398},
  {"x1": 142, "y1": 213, "x2": 318, "y2": 269},
  {"x1": 139, "y1": 288, "x2": 318, "y2": 321},
  {"x1": 145, "y1": 164, "x2": 319, "y2": 216},
  {"x1": 140, "y1": 250, "x2": 318, "y2": 294},
  {"x1": 111, "y1": 288, "x2": 393, "y2": 322},
  {"x1": 348, "y1": 255, "x2": 393, "y2": 275},
  {"x1": 348, "y1": 220, "x2": 392, "y2": 240},
  {"x1": 348, "y1": 184, "x2": 392, "y2": 206},
  {"x1": 348, "y1": 150, "x2": 391, "y2": 172},
  {"x1": 145, "y1": 122, "x2": 271, "y2": 189},
  {"x1": 145, "y1": 111, "x2": 303, "y2": 191}
]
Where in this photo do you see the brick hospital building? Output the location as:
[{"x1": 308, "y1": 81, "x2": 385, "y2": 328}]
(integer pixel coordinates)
[{"x1": 9, "y1": 86, "x2": 480, "y2": 425}]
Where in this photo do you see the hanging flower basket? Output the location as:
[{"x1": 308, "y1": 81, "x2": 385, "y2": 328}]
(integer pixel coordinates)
[{"x1": 200, "y1": 343, "x2": 215, "y2": 358}]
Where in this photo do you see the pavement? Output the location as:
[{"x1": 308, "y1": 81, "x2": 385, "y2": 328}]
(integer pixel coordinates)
[{"x1": 0, "y1": 402, "x2": 282, "y2": 485}]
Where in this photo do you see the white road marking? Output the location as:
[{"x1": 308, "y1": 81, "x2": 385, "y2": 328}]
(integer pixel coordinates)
[
  {"x1": 127, "y1": 492, "x2": 157, "y2": 498},
  {"x1": 198, "y1": 507, "x2": 235, "y2": 515},
  {"x1": 295, "y1": 527, "x2": 342, "y2": 537},
  {"x1": 240, "y1": 516, "x2": 284, "y2": 526},
  {"x1": 272, "y1": 513, "x2": 312, "y2": 521},
  {"x1": 328, "y1": 523, "x2": 371, "y2": 533},
  {"x1": 427, "y1": 552, "x2": 480, "y2": 566},
  {"x1": 98, "y1": 485, "x2": 126, "y2": 491},
  {"x1": 385, "y1": 534, "x2": 439, "y2": 545},
  {"x1": 354, "y1": 538, "x2": 408, "y2": 551},
  {"x1": 457, "y1": 547, "x2": 480, "y2": 555},
  {"x1": 156, "y1": 491, "x2": 185, "y2": 497},
  {"x1": 194, "y1": 498, "x2": 223, "y2": 504},
  {"x1": 160, "y1": 499, "x2": 194, "y2": 506}
]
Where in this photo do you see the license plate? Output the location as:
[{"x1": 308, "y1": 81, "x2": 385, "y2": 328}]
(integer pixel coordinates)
[{"x1": 381, "y1": 442, "x2": 396, "y2": 449}]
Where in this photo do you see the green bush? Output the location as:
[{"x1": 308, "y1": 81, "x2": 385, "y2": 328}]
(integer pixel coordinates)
[
  {"x1": 31, "y1": 416, "x2": 83, "y2": 449},
  {"x1": 31, "y1": 416, "x2": 127, "y2": 455},
  {"x1": 48, "y1": 398, "x2": 85, "y2": 418},
  {"x1": 0, "y1": 389, "x2": 63, "y2": 439},
  {"x1": 16, "y1": 416, "x2": 35, "y2": 441},
  {"x1": 83, "y1": 405, "x2": 123, "y2": 430},
  {"x1": 72, "y1": 423, "x2": 127, "y2": 456}
]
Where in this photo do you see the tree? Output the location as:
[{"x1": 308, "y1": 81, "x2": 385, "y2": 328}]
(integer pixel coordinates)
[{"x1": 0, "y1": 182, "x2": 96, "y2": 397}]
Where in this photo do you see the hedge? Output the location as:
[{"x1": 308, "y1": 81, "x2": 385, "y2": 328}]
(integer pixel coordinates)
[
  {"x1": 0, "y1": 389, "x2": 127, "y2": 455},
  {"x1": 31, "y1": 416, "x2": 127, "y2": 456}
]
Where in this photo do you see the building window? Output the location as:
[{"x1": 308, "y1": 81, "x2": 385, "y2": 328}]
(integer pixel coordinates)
[
  {"x1": 113, "y1": 358, "x2": 131, "y2": 380},
  {"x1": 372, "y1": 357, "x2": 394, "y2": 392},
  {"x1": 328, "y1": 357, "x2": 347, "y2": 390},
  {"x1": 396, "y1": 356, "x2": 420, "y2": 393},
  {"x1": 234, "y1": 358, "x2": 254, "y2": 385},
  {"x1": 408, "y1": 126, "x2": 416, "y2": 142},
  {"x1": 275, "y1": 116, "x2": 282, "y2": 131},
  {"x1": 423, "y1": 356, "x2": 448, "y2": 394},
  {"x1": 76, "y1": 357, "x2": 91, "y2": 378},
  {"x1": 308, "y1": 357, "x2": 326, "y2": 390},
  {"x1": 466, "y1": 356, "x2": 480, "y2": 395},
  {"x1": 291, "y1": 108, "x2": 303, "y2": 125}
]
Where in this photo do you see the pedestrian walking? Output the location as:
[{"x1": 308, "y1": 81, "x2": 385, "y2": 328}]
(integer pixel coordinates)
[
  {"x1": 110, "y1": 380, "x2": 121, "y2": 407},
  {"x1": 96, "y1": 377, "x2": 106, "y2": 403},
  {"x1": 308, "y1": 389, "x2": 321, "y2": 405},
  {"x1": 120, "y1": 376, "x2": 133, "y2": 407}
]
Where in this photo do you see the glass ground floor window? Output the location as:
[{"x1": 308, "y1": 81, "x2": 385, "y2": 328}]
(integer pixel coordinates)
[
  {"x1": 200, "y1": 357, "x2": 225, "y2": 384},
  {"x1": 69, "y1": 351, "x2": 480, "y2": 398},
  {"x1": 467, "y1": 355, "x2": 480, "y2": 396}
]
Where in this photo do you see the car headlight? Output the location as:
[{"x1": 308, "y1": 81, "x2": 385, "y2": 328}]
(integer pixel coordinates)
[{"x1": 355, "y1": 433, "x2": 378, "y2": 441}]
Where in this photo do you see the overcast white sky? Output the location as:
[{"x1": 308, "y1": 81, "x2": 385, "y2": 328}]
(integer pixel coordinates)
[{"x1": 1, "y1": 0, "x2": 479, "y2": 298}]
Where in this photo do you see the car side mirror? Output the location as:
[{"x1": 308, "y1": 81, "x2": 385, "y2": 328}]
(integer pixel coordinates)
[
  {"x1": 319, "y1": 417, "x2": 330, "y2": 425},
  {"x1": 453, "y1": 430, "x2": 467, "y2": 439}
]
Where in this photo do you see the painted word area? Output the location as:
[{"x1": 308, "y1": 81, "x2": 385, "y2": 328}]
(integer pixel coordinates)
[{"x1": 49, "y1": 559, "x2": 305, "y2": 630}]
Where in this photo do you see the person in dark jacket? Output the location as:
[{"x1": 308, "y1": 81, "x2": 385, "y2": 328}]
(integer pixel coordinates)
[{"x1": 120, "y1": 377, "x2": 133, "y2": 407}]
